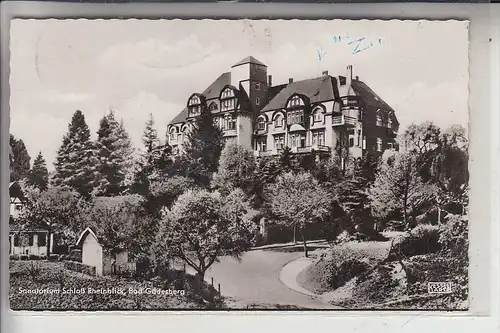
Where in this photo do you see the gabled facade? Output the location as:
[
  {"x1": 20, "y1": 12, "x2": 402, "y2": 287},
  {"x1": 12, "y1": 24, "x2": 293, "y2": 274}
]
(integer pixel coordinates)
[{"x1": 167, "y1": 56, "x2": 399, "y2": 166}]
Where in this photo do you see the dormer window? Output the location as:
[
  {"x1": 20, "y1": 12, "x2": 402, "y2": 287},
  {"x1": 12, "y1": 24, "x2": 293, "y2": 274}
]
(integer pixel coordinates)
[
  {"x1": 313, "y1": 108, "x2": 322, "y2": 122},
  {"x1": 221, "y1": 88, "x2": 234, "y2": 99},
  {"x1": 188, "y1": 95, "x2": 202, "y2": 118},
  {"x1": 376, "y1": 113, "x2": 383, "y2": 127},
  {"x1": 274, "y1": 114, "x2": 284, "y2": 128},
  {"x1": 289, "y1": 95, "x2": 302, "y2": 107},
  {"x1": 169, "y1": 128, "x2": 178, "y2": 142},
  {"x1": 209, "y1": 103, "x2": 218, "y2": 112},
  {"x1": 387, "y1": 117, "x2": 393, "y2": 129},
  {"x1": 257, "y1": 117, "x2": 266, "y2": 131}
]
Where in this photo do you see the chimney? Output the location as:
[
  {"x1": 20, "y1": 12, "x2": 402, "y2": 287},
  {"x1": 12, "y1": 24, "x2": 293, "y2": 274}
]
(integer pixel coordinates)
[
  {"x1": 355, "y1": 76, "x2": 359, "y2": 80},
  {"x1": 289, "y1": 78, "x2": 294, "y2": 84},
  {"x1": 346, "y1": 65, "x2": 353, "y2": 87},
  {"x1": 268, "y1": 75, "x2": 273, "y2": 86},
  {"x1": 322, "y1": 70, "x2": 329, "y2": 76}
]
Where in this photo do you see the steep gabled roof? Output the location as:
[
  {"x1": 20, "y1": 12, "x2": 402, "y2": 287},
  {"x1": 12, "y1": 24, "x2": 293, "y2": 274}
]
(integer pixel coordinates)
[
  {"x1": 351, "y1": 80, "x2": 396, "y2": 114},
  {"x1": 169, "y1": 72, "x2": 231, "y2": 126},
  {"x1": 232, "y1": 56, "x2": 266, "y2": 68},
  {"x1": 261, "y1": 75, "x2": 337, "y2": 112},
  {"x1": 76, "y1": 227, "x2": 99, "y2": 248},
  {"x1": 9, "y1": 181, "x2": 25, "y2": 201}
]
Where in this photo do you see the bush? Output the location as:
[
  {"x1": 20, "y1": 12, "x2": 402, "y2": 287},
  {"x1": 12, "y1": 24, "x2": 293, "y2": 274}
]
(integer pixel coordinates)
[
  {"x1": 48, "y1": 254, "x2": 59, "y2": 261},
  {"x1": 64, "y1": 261, "x2": 96, "y2": 276},
  {"x1": 28, "y1": 254, "x2": 42, "y2": 260},
  {"x1": 10, "y1": 254, "x2": 20, "y2": 261},
  {"x1": 388, "y1": 225, "x2": 441, "y2": 259},
  {"x1": 20, "y1": 254, "x2": 28, "y2": 261},
  {"x1": 438, "y1": 214, "x2": 468, "y2": 256}
]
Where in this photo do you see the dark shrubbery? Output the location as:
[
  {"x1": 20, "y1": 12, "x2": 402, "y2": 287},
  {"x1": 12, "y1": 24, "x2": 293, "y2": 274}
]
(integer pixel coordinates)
[
  {"x1": 388, "y1": 225, "x2": 441, "y2": 260},
  {"x1": 63, "y1": 261, "x2": 96, "y2": 276}
]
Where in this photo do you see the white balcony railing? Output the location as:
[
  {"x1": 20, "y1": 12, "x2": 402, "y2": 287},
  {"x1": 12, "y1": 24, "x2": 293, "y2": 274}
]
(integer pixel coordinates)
[{"x1": 332, "y1": 115, "x2": 357, "y2": 127}]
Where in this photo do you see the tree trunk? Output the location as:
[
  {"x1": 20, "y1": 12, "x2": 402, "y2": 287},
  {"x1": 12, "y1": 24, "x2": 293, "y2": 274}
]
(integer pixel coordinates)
[
  {"x1": 293, "y1": 225, "x2": 297, "y2": 244},
  {"x1": 301, "y1": 226, "x2": 308, "y2": 258},
  {"x1": 46, "y1": 230, "x2": 52, "y2": 259}
]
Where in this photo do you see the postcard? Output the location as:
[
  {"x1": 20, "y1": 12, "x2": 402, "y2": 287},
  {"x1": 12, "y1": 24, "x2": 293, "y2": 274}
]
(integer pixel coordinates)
[{"x1": 8, "y1": 18, "x2": 469, "y2": 311}]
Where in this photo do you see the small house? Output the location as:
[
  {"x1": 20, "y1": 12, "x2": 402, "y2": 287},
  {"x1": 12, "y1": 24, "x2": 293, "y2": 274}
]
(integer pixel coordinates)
[
  {"x1": 9, "y1": 225, "x2": 53, "y2": 256},
  {"x1": 76, "y1": 227, "x2": 136, "y2": 276},
  {"x1": 9, "y1": 181, "x2": 25, "y2": 221},
  {"x1": 9, "y1": 181, "x2": 53, "y2": 256}
]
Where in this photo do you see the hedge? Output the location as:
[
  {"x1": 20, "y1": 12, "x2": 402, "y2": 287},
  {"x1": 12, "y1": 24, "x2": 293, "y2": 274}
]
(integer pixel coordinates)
[{"x1": 63, "y1": 261, "x2": 96, "y2": 276}]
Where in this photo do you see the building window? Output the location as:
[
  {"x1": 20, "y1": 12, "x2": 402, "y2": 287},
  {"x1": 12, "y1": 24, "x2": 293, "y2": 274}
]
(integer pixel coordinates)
[
  {"x1": 209, "y1": 103, "x2": 218, "y2": 111},
  {"x1": 255, "y1": 83, "x2": 260, "y2": 90},
  {"x1": 221, "y1": 88, "x2": 234, "y2": 99},
  {"x1": 28, "y1": 234, "x2": 34, "y2": 246},
  {"x1": 13, "y1": 235, "x2": 19, "y2": 247},
  {"x1": 387, "y1": 142, "x2": 394, "y2": 150},
  {"x1": 38, "y1": 233, "x2": 46, "y2": 247},
  {"x1": 189, "y1": 95, "x2": 200, "y2": 106},
  {"x1": 257, "y1": 118, "x2": 266, "y2": 130},
  {"x1": 256, "y1": 97, "x2": 260, "y2": 106},
  {"x1": 312, "y1": 130, "x2": 325, "y2": 147},
  {"x1": 221, "y1": 99, "x2": 235, "y2": 112},
  {"x1": 387, "y1": 117, "x2": 393, "y2": 129},
  {"x1": 188, "y1": 105, "x2": 201, "y2": 118},
  {"x1": 349, "y1": 137, "x2": 354, "y2": 147},
  {"x1": 313, "y1": 109, "x2": 322, "y2": 122},
  {"x1": 227, "y1": 117, "x2": 236, "y2": 130},
  {"x1": 15, "y1": 204, "x2": 22, "y2": 211},
  {"x1": 289, "y1": 133, "x2": 306, "y2": 148},
  {"x1": 169, "y1": 129, "x2": 177, "y2": 142},
  {"x1": 177, "y1": 133, "x2": 182, "y2": 142},
  {"x1": 376, "y1": 113, "x2": 383, "y2": 127},
  {"x1": 289, "y1": 96, "x2": 302, "y2": 107},
  {"x1": 274, "y1": 135, "x2": 285, "y2": 150},
  {"x1": 357, "y1": 130, "x2": 361, "y2": 147},
  {"x1": 377, "y1": 138, "x2": 383, "y2": 152},
  {"x1": 362, "y1": 136, "x2": 366, "y2": 149},
  {"x1": 287, "y1": 110, "x2": 304, "y2": 125},
  {"x1": 274, "y1": 115, "x2": 284, "y2": 128},
  {"x1": 256, "y1": 137, "x2": 267, "y2": 152}
]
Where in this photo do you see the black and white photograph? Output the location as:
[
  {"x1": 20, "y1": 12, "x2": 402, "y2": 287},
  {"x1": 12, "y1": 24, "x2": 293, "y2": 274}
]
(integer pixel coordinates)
[{"x1": 8, "y1": 19, "x2": 469, "y2": 311}]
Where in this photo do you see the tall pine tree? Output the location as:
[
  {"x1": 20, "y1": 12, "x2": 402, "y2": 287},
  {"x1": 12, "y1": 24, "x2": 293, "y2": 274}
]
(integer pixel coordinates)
[
  {"x1": 27, "y1": 152, "x2": 49, "y2": 191},
  {"x1": 9, "y1": 134, "x2": 31, "y2": 181},
  {"x1": 52, "y1": 110, "x2": 99, "y2": 199},
  {"x1": 95, "y1": 111, "x2": 134, "y2": 196},
  {"x1": 131, "y1": 114, "x2": 162, "y2": 195},
  {"x1": 182, "y1": 106, "x2": 224, "y2": 187}
]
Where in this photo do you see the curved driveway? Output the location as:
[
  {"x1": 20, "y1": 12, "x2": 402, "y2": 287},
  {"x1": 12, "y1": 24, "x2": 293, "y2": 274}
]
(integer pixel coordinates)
[{"x1": 202, "y1": 249, "x2": 339, "y2": 309}]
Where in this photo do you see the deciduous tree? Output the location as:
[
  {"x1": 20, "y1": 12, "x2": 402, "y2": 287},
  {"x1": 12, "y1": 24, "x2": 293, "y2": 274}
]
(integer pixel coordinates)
[
  {"x1": 156, "y1": 189, "x2": 256, "y2": 281},
  {"x1": 369, "y1": 152, "x2": 437, "y2": 228},
  {"x1": 19, "y1": 186, "x2": 85, "y2": 258},
  {"x1": 266, "y1": 172, "x2": 332, "y2": 257}
]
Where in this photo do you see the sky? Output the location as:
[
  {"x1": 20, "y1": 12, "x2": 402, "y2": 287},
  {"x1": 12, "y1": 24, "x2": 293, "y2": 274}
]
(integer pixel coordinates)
[{"x1": 9, "y1": 19, "x2": 469, "y2": 170}]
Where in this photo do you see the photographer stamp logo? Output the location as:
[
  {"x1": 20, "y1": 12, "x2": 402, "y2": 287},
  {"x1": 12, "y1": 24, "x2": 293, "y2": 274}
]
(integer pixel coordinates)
[{"x1": 428, "y1": 282, "x2": 454, "y2": 294}]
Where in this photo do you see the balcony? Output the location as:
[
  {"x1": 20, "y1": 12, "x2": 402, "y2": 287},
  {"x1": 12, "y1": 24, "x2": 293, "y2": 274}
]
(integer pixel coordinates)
[
  {"x1": 223, "y1": 129, "x2": 237, "y2": 137},
  {"x1": 254, "y1": 150, "x2": 277, "y2": 157},
  {"x1": 332, "y1": 115, "x2": 357, "y2": 127},
  {"x1": 292, "y1": 146, "x2": 331, "y2": 154},
  {"x1": 340, "y1": 96, "x2": 360, "y2": 109}
]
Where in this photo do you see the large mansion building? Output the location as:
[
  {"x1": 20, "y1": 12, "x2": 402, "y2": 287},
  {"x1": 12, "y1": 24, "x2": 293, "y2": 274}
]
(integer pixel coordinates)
[{"x1": 167, "y1": 56, "x2": 399, "y2": 166}]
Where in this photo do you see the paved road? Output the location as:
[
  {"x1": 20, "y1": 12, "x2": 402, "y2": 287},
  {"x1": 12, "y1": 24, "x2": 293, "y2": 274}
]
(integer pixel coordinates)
[{"x1": 200, "y1": 249, "x2": 338, "y2": 309}]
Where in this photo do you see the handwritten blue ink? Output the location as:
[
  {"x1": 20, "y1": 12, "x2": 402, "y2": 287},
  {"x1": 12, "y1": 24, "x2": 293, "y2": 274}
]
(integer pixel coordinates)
[
  {"x1": 331, "y1": 34, "x2": 384, "y2": 54},
  {"x1": 316, "y1": 47, "x2": 327, "y2": 61}
]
